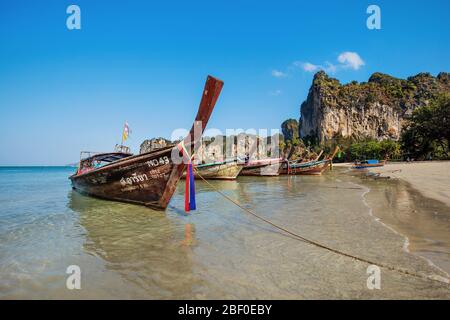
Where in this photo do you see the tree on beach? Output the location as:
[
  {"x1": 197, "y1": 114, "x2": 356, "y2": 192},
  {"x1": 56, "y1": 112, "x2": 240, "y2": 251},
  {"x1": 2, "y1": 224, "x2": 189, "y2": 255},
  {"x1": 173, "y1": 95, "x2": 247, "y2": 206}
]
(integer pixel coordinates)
[
  {"x1": 379, "y1": 140, "x2": 401, "y2": 159},
  {"x1": 401, "y1": 94, "x2": 450, "y2": 159},
  {"x1": 349, "y1": 139, "x2": 400, "y2": 160}
]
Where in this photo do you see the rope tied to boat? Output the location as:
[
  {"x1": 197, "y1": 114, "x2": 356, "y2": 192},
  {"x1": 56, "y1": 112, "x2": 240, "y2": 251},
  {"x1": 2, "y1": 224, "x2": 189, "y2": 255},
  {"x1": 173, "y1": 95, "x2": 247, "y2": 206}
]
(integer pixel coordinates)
[
  {"x1": 177, "y1": 140, "x2": 196, "y2": 162},
  {"x1": 193, "y1": 167, "x2": 450, "y2": 286}
]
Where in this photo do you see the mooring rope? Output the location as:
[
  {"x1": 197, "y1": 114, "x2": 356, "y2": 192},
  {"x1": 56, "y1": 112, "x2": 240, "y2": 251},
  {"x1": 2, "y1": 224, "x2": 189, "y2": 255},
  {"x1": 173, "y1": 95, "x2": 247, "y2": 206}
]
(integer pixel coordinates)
[
  {"x1": 298, "y1": 184, "x2": 364, "y2": 190},
  {"x1": 193, "y1": 168, "x2": 450, "y2": 286}
]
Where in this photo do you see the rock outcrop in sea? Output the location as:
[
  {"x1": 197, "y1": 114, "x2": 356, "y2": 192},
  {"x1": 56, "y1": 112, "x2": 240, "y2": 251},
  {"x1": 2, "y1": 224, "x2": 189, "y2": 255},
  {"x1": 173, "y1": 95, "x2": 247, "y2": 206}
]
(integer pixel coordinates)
[{"x1": 297, "y1": 71, "x2": 450, "y2": 143}]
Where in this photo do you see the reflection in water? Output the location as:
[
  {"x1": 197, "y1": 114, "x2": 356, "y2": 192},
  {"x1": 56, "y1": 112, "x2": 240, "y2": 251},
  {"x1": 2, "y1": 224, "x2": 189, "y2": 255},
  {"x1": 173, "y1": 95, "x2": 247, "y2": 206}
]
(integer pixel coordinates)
[
  {"x1": 68, "y1": 191, "x2": 201, "y2": 299},
  {"x1": 181, "y1": 223, "x2": 196, "y2": 247},
  {"x1": 1, "y1": 166, "x2": 449, "y2": 299}
]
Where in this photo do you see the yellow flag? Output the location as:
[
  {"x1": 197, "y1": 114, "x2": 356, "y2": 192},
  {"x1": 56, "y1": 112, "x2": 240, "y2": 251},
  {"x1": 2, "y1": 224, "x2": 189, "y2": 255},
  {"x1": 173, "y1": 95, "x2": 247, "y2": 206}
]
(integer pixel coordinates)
[{"x1": 122, "y1": 122, "x2": 130, "y2": 142}]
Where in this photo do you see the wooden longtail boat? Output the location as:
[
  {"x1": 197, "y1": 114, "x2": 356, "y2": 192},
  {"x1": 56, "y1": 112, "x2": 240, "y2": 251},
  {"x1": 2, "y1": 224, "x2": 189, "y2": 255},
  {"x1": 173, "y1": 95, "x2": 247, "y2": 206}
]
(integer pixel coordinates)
[
  {"x1": 281, "y1": 159, "x2": 330, "y2": 175},
  {"x1": 69, "y1": 75, "x2": 224, "y2": 210},
  {"x1": 240, "y1": 158, "x2": 283, "y2": 176},
  {"x1": 281, "y1": 146, "x2": 340, "y2": 175},
  {"x1": 352, "y1": 159, "x2": 386, "y2": 169},
  {"x1": 192, "y1": 159, "x2": 243, "y2": 180}
]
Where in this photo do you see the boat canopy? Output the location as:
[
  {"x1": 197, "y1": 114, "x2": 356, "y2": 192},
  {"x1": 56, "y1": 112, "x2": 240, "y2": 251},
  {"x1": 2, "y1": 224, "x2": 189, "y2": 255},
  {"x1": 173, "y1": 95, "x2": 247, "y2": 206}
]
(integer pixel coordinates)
[{"x1": 80, "y1": 151, "x2": 132, "y2": 163}]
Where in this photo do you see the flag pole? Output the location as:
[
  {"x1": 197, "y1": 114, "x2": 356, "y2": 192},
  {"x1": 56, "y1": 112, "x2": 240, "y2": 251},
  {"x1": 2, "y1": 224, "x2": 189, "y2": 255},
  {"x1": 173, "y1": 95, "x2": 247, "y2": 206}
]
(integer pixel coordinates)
[{"x1": 121, "y1": 121, "x2": 126, "y2": 146}]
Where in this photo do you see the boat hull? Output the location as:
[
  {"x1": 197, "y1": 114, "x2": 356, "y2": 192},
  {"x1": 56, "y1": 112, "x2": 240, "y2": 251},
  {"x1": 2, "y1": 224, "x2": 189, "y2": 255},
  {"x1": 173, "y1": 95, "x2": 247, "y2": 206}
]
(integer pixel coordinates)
[
  {"x1": 281, "y1": 160, "x2": 330, "y2": 175},
  {"x1": 70, "y1": 146, "x2": 182, "y2": 210},
  {"x1": 352, "y1": 160, "x2": 386, "y2": 169},
  {"x1": 240, "y1": 160, "x2": 282, "y2": 176},
  {"x1": 194, "y1": 161, "x2": 243, "y2": 180}
]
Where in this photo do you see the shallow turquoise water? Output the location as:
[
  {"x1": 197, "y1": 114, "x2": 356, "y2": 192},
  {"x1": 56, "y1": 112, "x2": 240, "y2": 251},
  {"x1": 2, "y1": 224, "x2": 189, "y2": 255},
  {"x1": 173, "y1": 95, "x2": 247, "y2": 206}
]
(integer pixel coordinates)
[{"x1": 0, "y1": 166, "x2": 449, "y2": 299}]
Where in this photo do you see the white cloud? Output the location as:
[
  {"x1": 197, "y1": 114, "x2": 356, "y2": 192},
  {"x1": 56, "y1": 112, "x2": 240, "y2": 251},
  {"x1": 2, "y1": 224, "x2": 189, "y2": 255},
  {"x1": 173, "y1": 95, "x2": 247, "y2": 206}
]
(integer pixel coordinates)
[
  {"x1": 269, "y1": 89, "x2": 282, "y2": 96},
  {"x1": 324, "y1": 61, "x2": 337, "y2": 74},
  {"x1": 337, "y1": 51, "x2": 365, "y2": 70},
  {"x1": 294, "y1": 61, "x2": 337, "y2": 74},
  {"x1": 271, "y1": 69, "x2": 287, "y2": 78},
  {"x1": 294, "y1": 51, "x2": 364, "y2": 74},
  {"x1": 271, "y1": 51, "x2": 364, "y2": 85},
  {"x1": 301, "y1": 62, "x2": 320, "y2": 72}
]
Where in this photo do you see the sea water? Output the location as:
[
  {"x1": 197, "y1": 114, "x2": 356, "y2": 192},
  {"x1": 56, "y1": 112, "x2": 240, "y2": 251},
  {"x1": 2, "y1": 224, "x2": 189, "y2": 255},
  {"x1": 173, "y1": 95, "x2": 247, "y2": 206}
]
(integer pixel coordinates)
[{"x1": 0, "y1": 166, "x2": 449, "y2": 299}]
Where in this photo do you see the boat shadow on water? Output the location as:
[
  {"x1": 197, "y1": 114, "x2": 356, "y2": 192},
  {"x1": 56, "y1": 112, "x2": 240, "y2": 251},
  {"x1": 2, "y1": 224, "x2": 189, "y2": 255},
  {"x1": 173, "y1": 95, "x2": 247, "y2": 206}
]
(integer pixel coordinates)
[{"x1": 67, "y1": 190, "x2": 205, "y2": 298}]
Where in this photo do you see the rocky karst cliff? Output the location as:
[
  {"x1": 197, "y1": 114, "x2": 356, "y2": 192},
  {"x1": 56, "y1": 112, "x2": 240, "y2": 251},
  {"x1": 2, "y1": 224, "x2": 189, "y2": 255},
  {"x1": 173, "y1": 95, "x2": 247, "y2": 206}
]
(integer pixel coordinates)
[
  {"x1": 281, "y1": 119, "x2": 299, "y2": 142},
  {"x1": 139, "y1": 137, "x2": 172, "y2": 154},
  {"x1": 299, "y1": 71, "x2": 449, "y2": 143},
  {"x1": 140, "y1": 134, "x2": 277, "y2": 161}
]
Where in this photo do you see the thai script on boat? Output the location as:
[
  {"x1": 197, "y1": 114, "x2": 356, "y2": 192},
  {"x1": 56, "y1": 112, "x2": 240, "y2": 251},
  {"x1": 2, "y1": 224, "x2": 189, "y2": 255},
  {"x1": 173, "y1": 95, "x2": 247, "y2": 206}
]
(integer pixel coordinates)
[
  {"x1": 146, "y1": 156, "x2": 170, "y2": 168},
  {"x1": 120, "y1": 173, "x2": 149, "y2": 186},
  {"x1": 148, "y1": 169, "x2": 166, "y2": 179}
]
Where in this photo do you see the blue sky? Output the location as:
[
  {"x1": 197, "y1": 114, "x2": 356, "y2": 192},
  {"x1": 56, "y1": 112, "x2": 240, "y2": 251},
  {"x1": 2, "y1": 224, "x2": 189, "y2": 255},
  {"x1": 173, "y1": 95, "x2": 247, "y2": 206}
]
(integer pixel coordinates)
[{"x1": 0, "y1": 0, "x2": 449, "y2": 165}]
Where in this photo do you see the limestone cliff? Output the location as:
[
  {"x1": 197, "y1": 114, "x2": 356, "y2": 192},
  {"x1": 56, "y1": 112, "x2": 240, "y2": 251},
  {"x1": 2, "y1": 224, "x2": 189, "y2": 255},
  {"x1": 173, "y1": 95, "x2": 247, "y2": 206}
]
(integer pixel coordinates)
[
  {"x1": 139, "y1": 137, "x2": 172, "y2": 154},
  {"x1": 299, "y1": 71, "x2": 450, "y2": 143},
  {"x1": 197, "y1": 134, "x2": 270, "y2": 162},
  {"x1": 140, "y1": 134, "x2": 276, "y2": 161},
  {"x1": 281, "y1": 119, "x2": 299, "y2": 142}
]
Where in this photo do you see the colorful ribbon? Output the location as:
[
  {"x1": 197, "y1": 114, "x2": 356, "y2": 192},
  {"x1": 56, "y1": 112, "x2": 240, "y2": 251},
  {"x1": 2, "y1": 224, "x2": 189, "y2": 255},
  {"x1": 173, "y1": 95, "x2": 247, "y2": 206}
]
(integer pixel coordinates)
[{"x1": 178, "y1": 141, "x2": 196, "y2": 213}]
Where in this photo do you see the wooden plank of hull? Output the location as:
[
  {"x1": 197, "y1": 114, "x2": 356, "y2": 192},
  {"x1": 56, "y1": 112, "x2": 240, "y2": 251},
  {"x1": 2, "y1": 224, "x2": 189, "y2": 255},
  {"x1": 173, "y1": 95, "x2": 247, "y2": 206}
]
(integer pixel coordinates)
[
  {"x1": 293, "y1": 161, "x2": 329, "y2": 175},
  {"x1": 280, "y1": 147, "x2": 338, "y2": 175},
  {"x1": 70, "y1": 75, "x2": 224, "y2": 210},
  {"x1": 194, "y1": 161, "x2": 243, "y2": 180},
  {"x1": 70, "y1": 146, "x2": 177, "y2": 209},
  {"x1": 240, "y1": 162, "x2": 281, "y2": 176},
  {"x1": 280, "y1": 160, "x2": 330, "y2": 175}
]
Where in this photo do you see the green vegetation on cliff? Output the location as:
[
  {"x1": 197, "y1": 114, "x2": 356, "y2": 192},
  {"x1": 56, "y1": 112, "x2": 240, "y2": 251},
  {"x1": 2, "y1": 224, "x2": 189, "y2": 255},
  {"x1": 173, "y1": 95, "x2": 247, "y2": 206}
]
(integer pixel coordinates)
[
  {"x1": 300, "y1": 71, "x2": 450, "y2": 143},
  {"x1": 311, "y1": 71, "x2": 449, "y2": 113},
  {"x1": 285, "y1": 71, "x2": 450, "y2": 161},
  {"x1": 284, "y1": 92, "x2": 449, "y2": 160},
  {"x1": 281, "y1": 119, "x2": 299, "y2": 144}
]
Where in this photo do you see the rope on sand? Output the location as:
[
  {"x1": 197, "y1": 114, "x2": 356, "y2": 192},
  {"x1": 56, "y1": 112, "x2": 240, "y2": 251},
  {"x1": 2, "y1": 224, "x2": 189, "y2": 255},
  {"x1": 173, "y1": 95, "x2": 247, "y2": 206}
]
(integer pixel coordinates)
[{"x1": 193, "y1": 168, "x2": 450, "y2": 286}]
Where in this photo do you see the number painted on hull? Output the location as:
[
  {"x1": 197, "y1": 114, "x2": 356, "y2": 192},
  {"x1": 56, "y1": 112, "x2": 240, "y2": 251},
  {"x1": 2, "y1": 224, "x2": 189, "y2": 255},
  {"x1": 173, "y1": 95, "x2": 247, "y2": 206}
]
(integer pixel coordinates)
[{"x1": 146, "y1": 156, "x2": 170, "y2": 168}]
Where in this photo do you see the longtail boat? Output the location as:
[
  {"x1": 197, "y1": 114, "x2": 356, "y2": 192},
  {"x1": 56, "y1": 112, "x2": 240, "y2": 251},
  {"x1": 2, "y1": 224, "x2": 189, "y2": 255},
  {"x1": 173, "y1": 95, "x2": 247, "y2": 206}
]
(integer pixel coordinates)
[
  {"x1": 352, "y1": 159, "x2": 386, "y2": 169},
  {"x1": 192, "y1": 158, "x2": 243, "y2": 180},
  {"x1": 69, "y1": 75, "x2": 224, "y2": 210},
  {"x1": 281, "y1": 159, "x2": 330, "y2": 175},
  {"x1": 240, "y1": 158, "x2": 283, "y2": 176},
  {"x1": 314, "y1": 150, "x2": 324, "y2": 161},
  {"x1": 281, "y1": 146, "x2": 340, "y2": 175}
]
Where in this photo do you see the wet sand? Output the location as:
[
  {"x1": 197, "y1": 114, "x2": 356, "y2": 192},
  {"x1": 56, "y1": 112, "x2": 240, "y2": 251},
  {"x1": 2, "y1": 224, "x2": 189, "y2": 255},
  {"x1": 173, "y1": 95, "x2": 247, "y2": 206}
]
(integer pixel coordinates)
[
  {"x1": 335, "y1": 161, "x2": 450, "y2": 206},
  {"x1": 358, "y1": 176, "x2": 450, "y2": 276},
  {"x1": 335, "y1": 161, "x2": 450, "y2": 278}
]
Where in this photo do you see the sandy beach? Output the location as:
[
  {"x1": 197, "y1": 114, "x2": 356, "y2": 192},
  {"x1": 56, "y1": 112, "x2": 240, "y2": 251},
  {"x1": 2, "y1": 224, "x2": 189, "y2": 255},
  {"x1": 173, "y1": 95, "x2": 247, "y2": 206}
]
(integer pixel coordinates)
[{"x1": 336, "y1": 161, "x2": 450, "y2": 207}]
